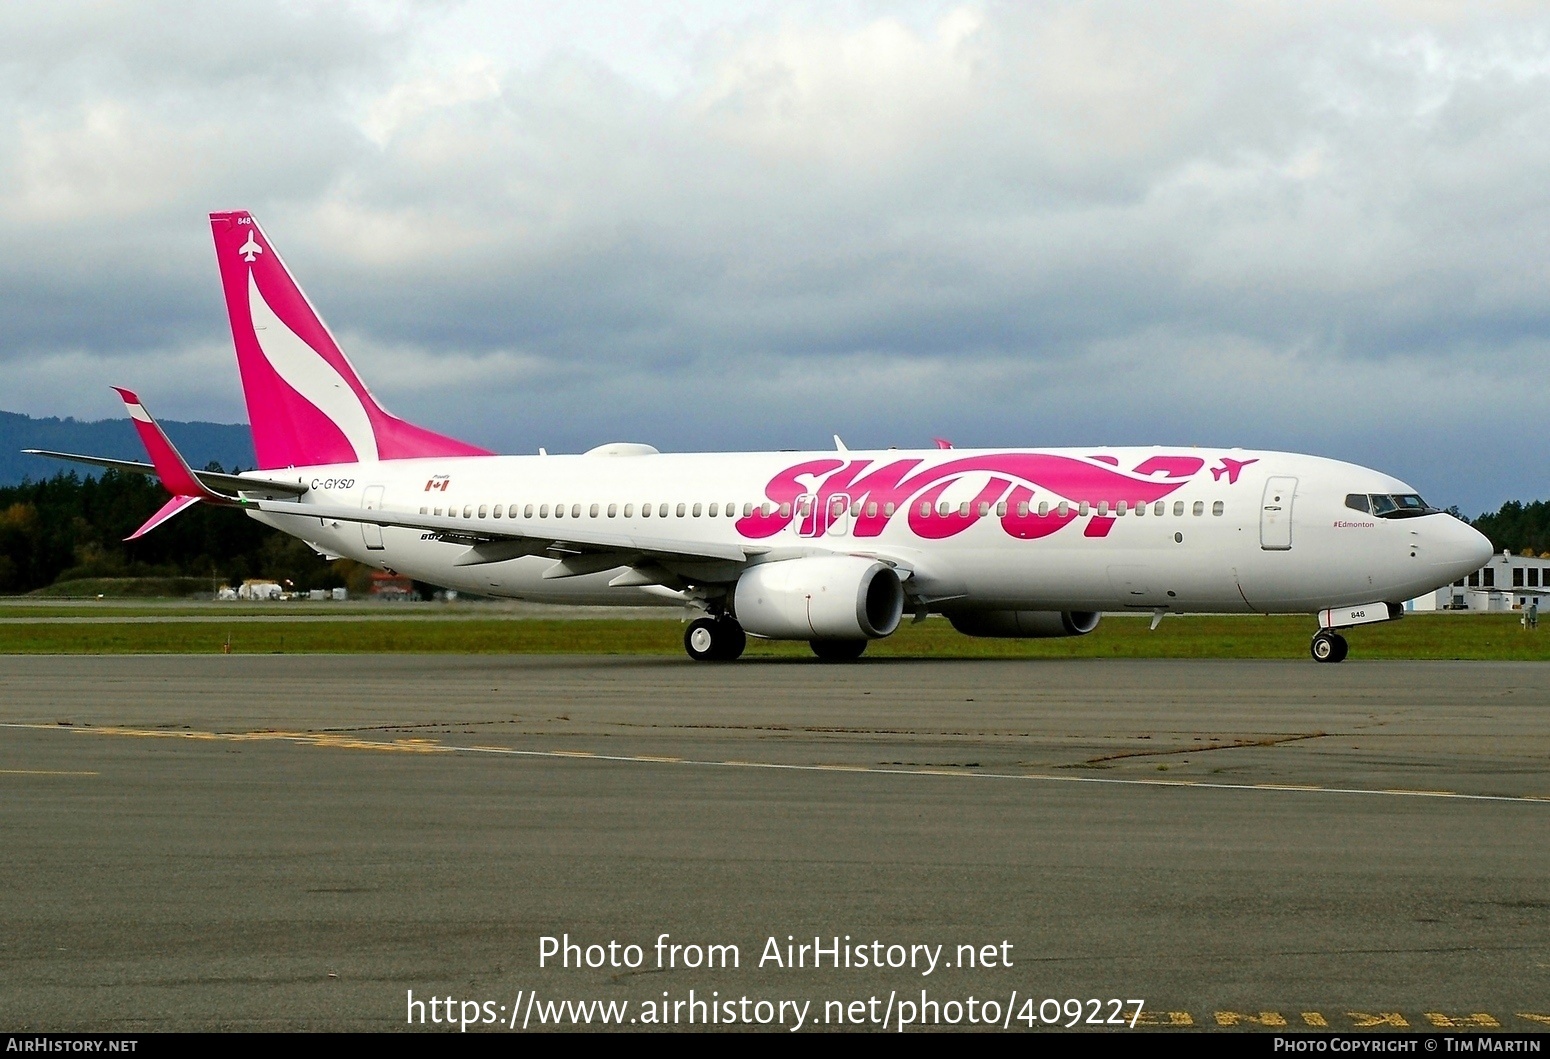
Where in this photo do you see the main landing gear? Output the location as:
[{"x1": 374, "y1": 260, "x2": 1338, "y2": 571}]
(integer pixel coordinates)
[
  {"x1": 1310, "y1": 629, "x2": 1348, "y2": 664},
  {"x1": 684, "y1": 616, "x2": 746, "y2": 661}
]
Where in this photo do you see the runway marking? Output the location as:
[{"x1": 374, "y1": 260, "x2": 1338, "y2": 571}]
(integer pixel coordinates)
[
  {"x1": 0, "y1": 768, "x2": 98, "y2": 776},
  {"x1": 3, "y1": 722, "x2": 1548, "y2": 805}
]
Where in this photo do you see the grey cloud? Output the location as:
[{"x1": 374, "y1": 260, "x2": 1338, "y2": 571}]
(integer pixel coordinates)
[{"x1": 1, "y1": 1, "x2": 1548, "y2": 515}]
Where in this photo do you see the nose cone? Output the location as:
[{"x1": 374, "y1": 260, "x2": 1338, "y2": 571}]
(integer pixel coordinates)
[{"x1": 1429, "y1": 514, "x2": 1495, "y2": 583}]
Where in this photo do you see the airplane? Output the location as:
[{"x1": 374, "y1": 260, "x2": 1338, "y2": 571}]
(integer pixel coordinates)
[{"x1": 26, "y1": 211, "x2": 1495, "y2": 663}]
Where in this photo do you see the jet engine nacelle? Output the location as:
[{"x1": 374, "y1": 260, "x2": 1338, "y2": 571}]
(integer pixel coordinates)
[
  {"x1": 733, "y1": 556, "x2": 905, "y2": 640},
  {"x1": 946, "y1": 609, "x2": 1101, "y2": 638}
]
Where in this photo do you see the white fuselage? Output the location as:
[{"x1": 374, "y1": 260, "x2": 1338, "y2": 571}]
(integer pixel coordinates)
[{"x1": 244, "y1": 446, "x2": 1491, "y2": 616}]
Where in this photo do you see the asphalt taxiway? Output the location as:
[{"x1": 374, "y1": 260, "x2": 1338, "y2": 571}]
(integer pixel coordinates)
[{"x1": 2, "y1": 655, "x2": 1547, "y2": 1031}]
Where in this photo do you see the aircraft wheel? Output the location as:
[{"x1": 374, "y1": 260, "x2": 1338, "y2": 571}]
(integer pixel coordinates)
[
  {"x1": 684, "y1": 617, "x2": 745, "y2": 661},
  {"x1": 810, "y1": 639, "x2": 867, "y2": 661},
  {"x1": 1311, "y1": 630, "x2": 1348, "y2": 664}
]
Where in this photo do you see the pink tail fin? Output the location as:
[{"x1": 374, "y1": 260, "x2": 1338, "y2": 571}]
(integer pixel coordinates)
[{"x1": 209, "y1": 211, "x2": 491, "y2": 470}]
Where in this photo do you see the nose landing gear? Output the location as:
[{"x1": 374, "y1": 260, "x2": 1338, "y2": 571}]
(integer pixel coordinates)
[
  {"x1": 684, "y1": 616, "x2": 747, "y2": 661},
  {"x1": 1310, "y1": 629, "x2": 1348, "y2": 663}
]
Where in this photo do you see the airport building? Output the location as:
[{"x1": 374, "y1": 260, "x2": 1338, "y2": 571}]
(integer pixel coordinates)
[{"x1": 1409, "y1": 551, "x2": 1550, "y2": 613}]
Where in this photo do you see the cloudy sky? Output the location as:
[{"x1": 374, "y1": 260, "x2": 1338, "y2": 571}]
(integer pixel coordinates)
[{"x1": 2, "y1": 0, "x2": 1547, "y2": 514}]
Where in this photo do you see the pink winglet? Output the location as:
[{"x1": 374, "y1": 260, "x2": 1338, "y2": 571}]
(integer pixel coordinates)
[
  {"x1": 112, "y1": 387, "x2": 222, "y2": 501},
  {"x1": 126, "y1": 494, "x2": 201, "y2": 541},
  {"x1": 933, "y1": 437, "x2": 953, "y2": 450}
]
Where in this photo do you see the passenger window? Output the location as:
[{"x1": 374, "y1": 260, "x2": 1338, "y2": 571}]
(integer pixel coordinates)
[
  {"x1": 743, "y1": 503, "x2": 753, "y2": 517},
  {"x1": 642, "y1": 503, "x2": 651, "y2": 518},
  {"x1": 920, "y1": 501, "x2": 932, "y2": 517},
  {"x1": 554, "y1": 504, "x2": 565, "y2": 519},
  {"x1": 1173, "y1": 501, "x2": 1183, "y2": 516},
  {"x1": 978, "y1": 502, "x2": 990, "y2": 517},
  {"x1": 692, "y1": 503, "x2": 702, "y2": 517},
  {"x1": 937, "y1": 501, "x2": 950, "y2": 517},
  {"x1": 463, "y1": 505, "x2": 473, "y2": 518},
  {"x1": 1099, "y1": 501, "x2": 1111, "y2": 516},
  {"x1": 1155, "y1": 502, "x2": 1165, "y2": 516},
  {"x1": 1193, "y1": 501, "x2": 1204, "y2": 516},
  {"x1": 1017, "y1": 502, "x2": 1028, "y2": 517},
  {"x1": 1345, "y1": 493, "x2": 1370, "y2": 513},
  {"x1": 572, "y1": 504, "x2": 581, "y2": 518},
  {"x1": 708, "y1": 502, "x2": 718, "y2": 517},
  {"x1": 958, "y1": 502, "x2": 969, "y2": 517},
  {"x1": 676, "y1": 503, "x2": 686, "y2": 517},
  {"x1": 624, "y1": 503, "x2": 634, "y2": 517},
  {"x1": 660, "y1": 503, "x2": 669, "y2": 517},
  {"x1": 1212, "y1": 501, "x2": 1224, "y2": 516},
  {"x1": 524, "y1": 504, "x2": 534, "y2": 518},
  {"x1": 850, "y1": 501, "x2": 860, "y2": 516},
  {"x1": 492, "y1": 505, "x2": 501, "y2": 518},
  {"x1": 1037, "y1": 502, "x2": 1048, "y2": 517},
  {"x1": 779, "y1": 503, "x2": 792, "y2": 518},
  {"x1": 508, "y1": 505, "x2": 518, "y2": 518},
  {"x1": 589, "y1": 504, "x2": 599, "y2": 517},
  {"x1": 727, "y1": 502, "x2": 736, "y2": 517},
  {"x1": 478, "y1": 505, "x2": 488, "y2": 518},
  {"x1": 607, "y1": 504, "x2": 617, "y2": 518},
  {"x1": 760, "y1": 503, "x2": 770, "y2": 517},
  {"x1": 540, "y1": 504, "x2": 549, "y2": 517},
  {"x1": 419, "y1": 506, "x2": 427, "y2": 515},
  {"x1": 433, "y1": 507, "x2": 442, "y2": 516},
  {"x1": 884, "y1": 502, "x2": 895, "y2": 517},
  {"x1": 866, "y1": 502, "x2": 878, "y2": 518},
  {"x1": 995, "y1": 501, "x2": 1006, "y2": 517}
]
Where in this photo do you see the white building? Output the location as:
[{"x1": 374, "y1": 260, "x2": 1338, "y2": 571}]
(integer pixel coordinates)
[{"x1": 1409, "y1": 551, "x2": 1550, "y2": 613}]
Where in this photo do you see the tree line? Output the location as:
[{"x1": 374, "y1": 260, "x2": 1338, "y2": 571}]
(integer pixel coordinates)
[
  {"x1": 0, "y1": 468, "x2": 348, "y2": 594},
  {"x1": 2, "y1": 470, "x2": 1546, "y2": 595}
]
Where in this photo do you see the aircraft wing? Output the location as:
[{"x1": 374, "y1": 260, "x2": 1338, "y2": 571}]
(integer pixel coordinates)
[
  {"x1": 22, "y1": 449, "x2": 309, "y2": 498},
  {"x1": 249, "y1": 497, "x2": 753, "y2": 569}
]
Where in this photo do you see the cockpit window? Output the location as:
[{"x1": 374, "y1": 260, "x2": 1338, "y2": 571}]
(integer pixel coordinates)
[
  {"x1": 1365, "y1": 493, "x2": 1438, "y2": 519},
  {"x1": 1344, "y1": 494, "x2": 1370, "y2": 513}
]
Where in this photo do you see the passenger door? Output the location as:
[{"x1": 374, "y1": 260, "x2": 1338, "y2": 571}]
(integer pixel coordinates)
[
  {"x1": 362, "y1": 485, "x2": 385, "y2": 550},
  {"x1": 1260, "y1": 477, "x2": 1296, "y2": 551}
]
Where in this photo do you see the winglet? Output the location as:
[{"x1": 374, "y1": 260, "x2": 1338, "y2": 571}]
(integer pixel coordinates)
[
  {"x1": 933, "y1": 437, "x2": 954, "y2": 450},
  {"x1": 126, "y1": 495, "x2": 202, "y2": 541},
  {"x1": 112, "y1": 387, "x2": 225, "y2": 501}
]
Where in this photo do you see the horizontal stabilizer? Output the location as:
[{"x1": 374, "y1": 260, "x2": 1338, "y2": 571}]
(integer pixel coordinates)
[{"x1": 22, "y1": 449, "x2": 307, "y2": 498}]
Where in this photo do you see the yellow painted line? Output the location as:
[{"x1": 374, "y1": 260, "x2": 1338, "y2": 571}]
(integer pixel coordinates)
[
  {"x1": 2, "y1": 723, "x2": 1547, "y2": 805},
  {"x1": 0, "y1": 768, "x2": 98, "y2": 776}
]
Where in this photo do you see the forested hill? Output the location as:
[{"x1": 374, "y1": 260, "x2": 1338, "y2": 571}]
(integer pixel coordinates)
[{"x1": 0, "y1": 409, "x2": 254, "y2": 485}]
